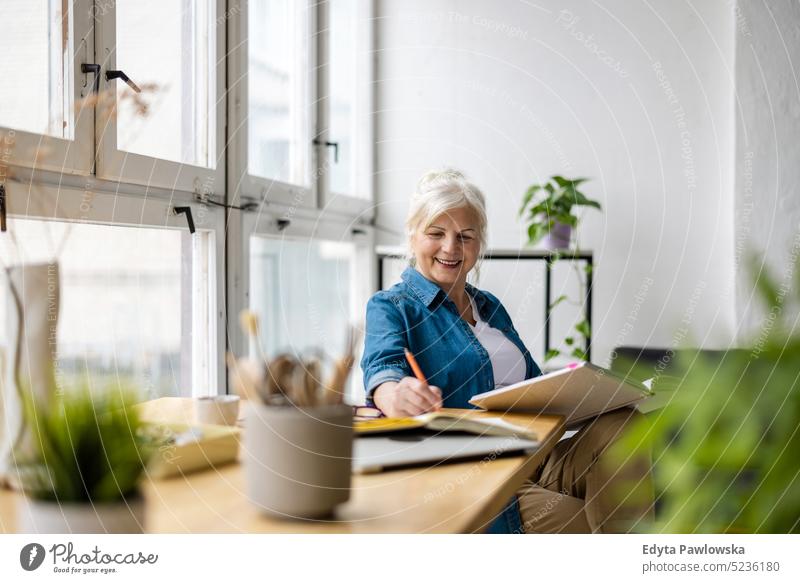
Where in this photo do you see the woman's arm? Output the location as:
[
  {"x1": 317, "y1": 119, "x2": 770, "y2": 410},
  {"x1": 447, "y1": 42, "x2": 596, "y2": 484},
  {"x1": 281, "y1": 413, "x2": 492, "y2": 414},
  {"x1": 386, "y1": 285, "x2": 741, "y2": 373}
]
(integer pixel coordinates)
[{"x1": 360, "y1": 293, "x2": 442, "y2": 416}]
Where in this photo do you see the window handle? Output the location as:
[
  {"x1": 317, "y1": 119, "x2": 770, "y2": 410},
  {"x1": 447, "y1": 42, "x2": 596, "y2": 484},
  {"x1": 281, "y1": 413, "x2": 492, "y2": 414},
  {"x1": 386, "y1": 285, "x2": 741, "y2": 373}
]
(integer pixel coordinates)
[
  {"x1": 173, "y1": 206, "x2": 196, "y2": 234},
  {"x1": 81, "y1": 63, "x2": 101, "y2": 94},
  {"x1": 0, "y1": 184, "x2": 7, "y2": 232},
  {"x1": 313, "y1": 138, "x2": 339, "y2": 163},
  {"x1": 105, "y1": 69, "x2": 141, "y2": 93}
]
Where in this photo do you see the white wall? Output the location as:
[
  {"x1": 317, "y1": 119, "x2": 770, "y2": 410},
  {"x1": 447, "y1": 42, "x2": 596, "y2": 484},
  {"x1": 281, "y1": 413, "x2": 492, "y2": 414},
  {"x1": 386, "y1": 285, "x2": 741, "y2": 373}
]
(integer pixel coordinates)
[
  {"x1": 733, "y1": 0, "x2": 800, "y2": 338},
  {"x1": 374, "y1": 0, "x2": 738, "y2": 366}
]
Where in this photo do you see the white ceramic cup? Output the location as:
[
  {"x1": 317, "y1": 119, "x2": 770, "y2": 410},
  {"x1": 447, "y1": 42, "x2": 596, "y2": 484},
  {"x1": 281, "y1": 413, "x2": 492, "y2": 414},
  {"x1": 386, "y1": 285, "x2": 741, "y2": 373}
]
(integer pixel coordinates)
[{"x1": 194, "y1": 395, "x2": 241, "y2": 426}]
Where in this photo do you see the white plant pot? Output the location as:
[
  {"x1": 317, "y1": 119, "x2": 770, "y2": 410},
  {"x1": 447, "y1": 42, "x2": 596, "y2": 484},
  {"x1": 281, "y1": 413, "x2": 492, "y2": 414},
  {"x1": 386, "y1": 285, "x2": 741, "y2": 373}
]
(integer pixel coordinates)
[
  {"x1": 243, "y1": 402, "x2": 352, "y2": 519},
  {"x1": 17, "y1": 496, "x2": 146, "y2": 534}
]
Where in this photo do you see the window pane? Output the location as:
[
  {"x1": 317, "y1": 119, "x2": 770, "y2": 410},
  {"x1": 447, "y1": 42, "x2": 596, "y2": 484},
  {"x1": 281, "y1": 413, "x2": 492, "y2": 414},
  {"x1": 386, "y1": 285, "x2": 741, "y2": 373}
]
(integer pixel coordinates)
[
  {"x1": 248, "y1": 0, "x2": 308, "y2": 185},
  {"x1": 115, "y1": 0, "x2": 214, "y2": 167},
  {"x1": 328, "y1": 0, "x2": 356, "y2": 195},
  {"x1": 249, "y1": 236, "x2": 354, "y2": 361},
  {"x1": 0, "y1": 219, "x2": 191, "y2": 399},
  {"x1": 0, "y1": 0, "x2": 71, "y2": 138}
]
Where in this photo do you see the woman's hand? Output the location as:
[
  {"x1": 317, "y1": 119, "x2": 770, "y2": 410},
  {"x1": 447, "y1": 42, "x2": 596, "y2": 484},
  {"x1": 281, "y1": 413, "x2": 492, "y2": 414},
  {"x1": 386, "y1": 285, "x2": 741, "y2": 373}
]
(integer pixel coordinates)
[{"x1": 373, "y1": 377, "x2": 443, "y2": 417}]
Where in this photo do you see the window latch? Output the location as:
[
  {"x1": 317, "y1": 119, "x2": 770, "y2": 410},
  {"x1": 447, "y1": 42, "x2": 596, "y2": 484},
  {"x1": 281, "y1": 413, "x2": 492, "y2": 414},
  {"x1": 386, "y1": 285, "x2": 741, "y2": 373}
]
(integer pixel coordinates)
[
  {"x1": 106, "y1": 69, "x2": 141, "y2": 93},
  {"x1": 312, "y1": 138, "x2": 339, "y2": 163},
  {"x1": 81, "y1": 63, "x2": 101, "y2": 94},
  {"x1": 0, "y1": 184, "x2": 7, "y2": 232},
  {"x1": 173, "y1": 206, "x2": 196, "y2": 234}
]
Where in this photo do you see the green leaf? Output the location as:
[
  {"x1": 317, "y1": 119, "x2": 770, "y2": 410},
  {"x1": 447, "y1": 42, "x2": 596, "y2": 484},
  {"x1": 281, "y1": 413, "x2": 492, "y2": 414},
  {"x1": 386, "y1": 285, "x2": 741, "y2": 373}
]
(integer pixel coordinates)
[
  {"x1": 584, "y1": 262, "x2": 593, "y2": 274},
  {"x1": 571, "y1": 188, "x2": 602, "y2": 210},
  {"x1": 519, "y1": 185, "x2": 542, "y2": 216},
  {"x1": 544, "y1": 348, "x2": 561, "y2": 361},
  {"x1": 549, "y1": 294, "x2": 568, "y2": 310},
  {"x1": 553, "y1": 175, "x2": 589, "y2": 188},
  {"x1": 570, "y1": 347, "x2": 587, "y2": 360},
  {"x1": 526, "y1": 223, "x2": 545, "y2": 245},
  {"x1": 564, "y1": 336, "x2": 574, "y2": 346},
  {"x1": 15, "y1": 384, "x2": 151, "y2": 503},
  {"x1": 559, "y1": 213, "x2": 578, "y2": 227},
  {"x1": 575, "y1": 320, "x2": 591, "y2": 337}
]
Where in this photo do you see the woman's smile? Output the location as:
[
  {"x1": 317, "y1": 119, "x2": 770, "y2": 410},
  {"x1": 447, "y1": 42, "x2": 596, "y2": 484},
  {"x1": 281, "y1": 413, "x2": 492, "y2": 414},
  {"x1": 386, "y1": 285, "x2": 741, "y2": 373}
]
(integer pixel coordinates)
[{"x1": 434, "y1": 257, "x2": 462, "y2": 268}]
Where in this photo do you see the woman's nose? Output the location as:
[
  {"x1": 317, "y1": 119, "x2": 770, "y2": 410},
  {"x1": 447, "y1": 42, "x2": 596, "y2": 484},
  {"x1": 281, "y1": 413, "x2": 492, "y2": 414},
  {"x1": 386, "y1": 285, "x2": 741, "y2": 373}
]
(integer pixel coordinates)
[{"x1": 441, "y1": 235, "x2": 460, "y2": 253}]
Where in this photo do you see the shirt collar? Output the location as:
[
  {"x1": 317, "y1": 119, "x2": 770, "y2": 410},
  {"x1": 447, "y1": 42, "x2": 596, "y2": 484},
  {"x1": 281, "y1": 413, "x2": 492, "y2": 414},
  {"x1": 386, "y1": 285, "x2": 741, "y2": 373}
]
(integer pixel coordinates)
[
  {"x1": 401, "y1": 266, "x2": 444, "y2": 307},
  {"x1": 401, "y1": 266, "x2": 490, "y2": 315}
]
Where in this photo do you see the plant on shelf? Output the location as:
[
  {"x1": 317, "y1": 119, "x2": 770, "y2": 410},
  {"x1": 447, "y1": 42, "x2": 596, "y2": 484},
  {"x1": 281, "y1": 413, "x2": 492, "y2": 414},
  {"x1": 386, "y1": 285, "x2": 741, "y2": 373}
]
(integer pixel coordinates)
[
  {"x1": 613, "y1": 254, "x2": 800, "y2": 533},
  {"x1": 518, "y1": 175, "x2": 601, "y2": 251},
  {"x1": 15, "y1": 385, "x2": 155, "y2": 533},
  {"x1": 519, "y1": 176, "x2": 601, "y2": 362}
]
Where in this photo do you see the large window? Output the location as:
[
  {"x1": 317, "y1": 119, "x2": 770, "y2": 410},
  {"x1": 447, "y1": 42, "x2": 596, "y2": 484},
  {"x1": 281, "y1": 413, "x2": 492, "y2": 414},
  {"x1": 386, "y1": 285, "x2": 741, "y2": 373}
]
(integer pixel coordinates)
[
  {"x1": 0, "y1": 189, "x2": 221, "y2": 399},
  {"x1": 95, "y1": 0, "x2": 224, "y2": 192},
  {"x1": 0, "y1": 0, "x2": 92, "y2": 174},
  {"x1": 239, "y1": 214, "x2": 374, "y2": 402},
  {"x1": 229, "y1": 0, "x2": 373, "y2": 210},
  {"x1": 0, "y1": 1, "x2": 374, "y2": 403},
  {"x1": 248, "y1": 0, "x2": 309, "y2": 185},
  {"x1": 115, "y1": 0, "x2": 215, "y2": 168},
  {"x1": 0, "y1": 0, "x2": 71, "y2": 139},
  {"x1": 323, "y1": 0, "x2": 372, "y2": 204}
]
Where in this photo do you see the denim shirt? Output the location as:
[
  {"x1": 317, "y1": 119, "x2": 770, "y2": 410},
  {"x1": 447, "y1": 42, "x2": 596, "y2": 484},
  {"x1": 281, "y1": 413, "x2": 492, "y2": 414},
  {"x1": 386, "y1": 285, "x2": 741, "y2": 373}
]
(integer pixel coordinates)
[{"x1": 360, "y1": 266, "x2": 543, "y2": 533}]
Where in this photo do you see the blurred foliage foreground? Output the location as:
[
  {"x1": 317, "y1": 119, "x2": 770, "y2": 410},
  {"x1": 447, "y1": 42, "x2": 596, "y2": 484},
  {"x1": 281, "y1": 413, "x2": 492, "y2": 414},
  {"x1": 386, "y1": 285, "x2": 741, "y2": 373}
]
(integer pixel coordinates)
[{"x1": 614, "y1": 259, "x2": 800, "y2": 533}]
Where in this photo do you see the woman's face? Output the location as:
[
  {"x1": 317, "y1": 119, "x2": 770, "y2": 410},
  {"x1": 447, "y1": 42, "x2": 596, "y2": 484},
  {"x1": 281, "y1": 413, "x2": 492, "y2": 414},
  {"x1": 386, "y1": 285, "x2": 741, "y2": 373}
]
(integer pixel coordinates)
[{"x1": 411, "y1": 206, "x2": 480, "y2": 293}]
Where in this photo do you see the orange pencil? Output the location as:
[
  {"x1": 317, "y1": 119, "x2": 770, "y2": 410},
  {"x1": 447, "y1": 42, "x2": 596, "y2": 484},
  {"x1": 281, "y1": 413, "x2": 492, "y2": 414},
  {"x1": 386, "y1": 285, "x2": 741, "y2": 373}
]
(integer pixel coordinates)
[{"x1": 404, "y1": 348, "x2": 427, "y2": 383}]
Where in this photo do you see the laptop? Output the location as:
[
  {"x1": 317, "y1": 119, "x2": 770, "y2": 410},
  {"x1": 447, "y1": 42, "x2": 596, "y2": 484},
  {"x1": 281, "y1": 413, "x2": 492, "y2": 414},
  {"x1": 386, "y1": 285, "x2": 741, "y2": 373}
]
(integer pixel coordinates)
[{"x1": 353, "y1": 431, "x2": 540, "y2": 474}]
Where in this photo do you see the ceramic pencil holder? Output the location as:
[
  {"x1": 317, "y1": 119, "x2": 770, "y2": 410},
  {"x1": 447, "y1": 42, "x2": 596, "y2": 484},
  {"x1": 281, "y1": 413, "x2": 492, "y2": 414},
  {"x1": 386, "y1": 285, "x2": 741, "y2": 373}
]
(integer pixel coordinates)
[{"x1": 243, "y1": 401, "x2": 352, "y2": 519}]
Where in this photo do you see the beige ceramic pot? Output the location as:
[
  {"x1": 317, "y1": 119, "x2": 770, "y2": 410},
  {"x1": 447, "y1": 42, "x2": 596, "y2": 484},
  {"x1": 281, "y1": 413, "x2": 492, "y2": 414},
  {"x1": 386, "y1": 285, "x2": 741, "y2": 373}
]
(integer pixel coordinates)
[{"x1": 243, "y1": 402, "x2": 352, "y2": 519}]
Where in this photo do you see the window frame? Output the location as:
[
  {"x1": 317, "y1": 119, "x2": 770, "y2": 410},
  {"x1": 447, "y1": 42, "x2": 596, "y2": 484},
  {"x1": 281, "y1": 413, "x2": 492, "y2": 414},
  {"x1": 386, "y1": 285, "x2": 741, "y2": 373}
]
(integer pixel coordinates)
[
  {"x1": 2, "y1": 0, "x2": 378, "y2": 402},
  {"x1": 228, "y1": 208, "x2": 374, "y2": 402},
  {"x1": 227, "y1": 0, "x2": 318, "y2": 210},
  {"x1": 1, "y1": 178, "x2": 226, "y2": 398},
  {"x1": 317, "y1": 0, "x2": 375, "y2": 217},
  {"x1": 93, "y1": 0, "x2": 226, "y2": 195},
  {"x1": 0, "y1": 0, "x2": 94, "y2": 176},
  {"x1": 227, "y1": 0, "x2": 374, "y2": 217}
]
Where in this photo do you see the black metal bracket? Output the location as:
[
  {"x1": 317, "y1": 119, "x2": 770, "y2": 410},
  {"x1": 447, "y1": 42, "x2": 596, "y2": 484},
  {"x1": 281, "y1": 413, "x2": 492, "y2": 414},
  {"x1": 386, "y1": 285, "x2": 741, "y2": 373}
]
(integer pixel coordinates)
[
  {"x1": 106, "y1": 69, "x2": 141, "y2": 93},
  {"x1": 173, "y1": 206, "x2": 195, "y2": 234},
  {"x1": 0, "y1": 184, "x2": 6, "y2": 232},
  {"x1": 276, "y1": 218, "x2": 291, "y2": 231},
  {"x1": 81, "y1": 63, "x2": 101, "y2": 94},
  {"x1": 312, "y1": 138, "x2": 339, "y2": 163}
]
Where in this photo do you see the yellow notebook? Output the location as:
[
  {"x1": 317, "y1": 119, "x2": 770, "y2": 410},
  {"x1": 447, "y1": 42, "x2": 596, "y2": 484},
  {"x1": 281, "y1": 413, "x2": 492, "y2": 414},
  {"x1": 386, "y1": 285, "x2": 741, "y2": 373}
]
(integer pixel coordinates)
[{"x1": 354, "y1": 411, "x2": 538, "y2": 440}]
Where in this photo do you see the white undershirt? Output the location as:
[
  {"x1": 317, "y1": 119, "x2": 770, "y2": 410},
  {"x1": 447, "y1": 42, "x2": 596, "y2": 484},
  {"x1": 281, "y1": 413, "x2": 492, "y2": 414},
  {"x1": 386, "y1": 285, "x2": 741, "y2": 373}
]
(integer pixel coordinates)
[{"x1": 468, "y1": 295, "x2": 527, "y2": 388}]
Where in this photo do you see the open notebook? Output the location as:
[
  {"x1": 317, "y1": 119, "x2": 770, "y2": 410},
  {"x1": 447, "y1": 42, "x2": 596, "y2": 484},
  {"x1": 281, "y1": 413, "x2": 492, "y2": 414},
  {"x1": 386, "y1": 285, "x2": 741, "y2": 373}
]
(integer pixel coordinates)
[
  {"x1": 354, "y1": 411, "x2": 538, "y2": 440},
  {"x1": 468, "y1": 361, "x2": 653, "y2": 427}
]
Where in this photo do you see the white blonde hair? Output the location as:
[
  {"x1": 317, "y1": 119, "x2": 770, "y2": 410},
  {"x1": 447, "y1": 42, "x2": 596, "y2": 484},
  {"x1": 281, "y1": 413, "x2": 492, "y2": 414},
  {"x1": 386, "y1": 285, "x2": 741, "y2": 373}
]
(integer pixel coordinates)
[{"x1": 406, "y1": 168, "x2": 488, "y2": 280}]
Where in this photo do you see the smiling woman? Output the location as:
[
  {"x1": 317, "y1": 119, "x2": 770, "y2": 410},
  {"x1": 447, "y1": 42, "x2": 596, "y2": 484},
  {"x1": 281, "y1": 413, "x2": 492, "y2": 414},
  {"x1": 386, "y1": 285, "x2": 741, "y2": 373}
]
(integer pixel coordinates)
[{"x1": 360, "y1": 168, "x2": 654, "y2": 534}]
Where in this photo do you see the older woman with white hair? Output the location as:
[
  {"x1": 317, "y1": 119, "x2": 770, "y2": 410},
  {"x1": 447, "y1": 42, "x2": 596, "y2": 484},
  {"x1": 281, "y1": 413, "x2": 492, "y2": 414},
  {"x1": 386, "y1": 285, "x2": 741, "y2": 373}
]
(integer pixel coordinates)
[{"x1": 361, "y1": 169, "x2": 653, "y2": 534}]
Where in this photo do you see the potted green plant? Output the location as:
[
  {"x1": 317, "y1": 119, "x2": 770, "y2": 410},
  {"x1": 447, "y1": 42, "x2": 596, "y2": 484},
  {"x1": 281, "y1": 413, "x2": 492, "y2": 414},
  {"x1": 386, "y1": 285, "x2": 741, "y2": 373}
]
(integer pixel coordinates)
[
  {"x1": 613, "y1": 255, "x2": 800, "y2": 533},
  {"x1": 519, "y1": 176, "x2": 600, "y2": 363},
  {"x1": 15, "y1": 386, "x2": 154, "y2": 533},
  {"x1": 518, "y1": 175, "x2": 601, "y2": 250}
]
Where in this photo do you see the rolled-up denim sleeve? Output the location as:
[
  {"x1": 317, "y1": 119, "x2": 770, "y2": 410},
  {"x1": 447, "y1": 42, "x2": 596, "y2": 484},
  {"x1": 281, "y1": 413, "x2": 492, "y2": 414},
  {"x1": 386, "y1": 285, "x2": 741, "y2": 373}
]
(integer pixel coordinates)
[{"x1": 360, "y1": 293, "x2": 412, "y2": 404}]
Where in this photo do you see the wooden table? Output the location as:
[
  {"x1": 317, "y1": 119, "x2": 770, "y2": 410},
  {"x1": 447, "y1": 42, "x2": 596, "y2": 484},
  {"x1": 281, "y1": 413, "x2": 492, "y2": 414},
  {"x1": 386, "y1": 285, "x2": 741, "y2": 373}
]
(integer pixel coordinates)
[{"x1": 0, "y1": 398, "x2": 564, "y2": 533}]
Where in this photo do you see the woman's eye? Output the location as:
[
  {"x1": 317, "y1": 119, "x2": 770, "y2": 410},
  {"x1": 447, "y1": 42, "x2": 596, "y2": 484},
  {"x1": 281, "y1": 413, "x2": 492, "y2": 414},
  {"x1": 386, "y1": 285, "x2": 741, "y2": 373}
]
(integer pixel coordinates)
[
  {"x1": 459, "y1": 235, "x2": 473, "y2": 242},
  {"x1": 427, "y1": 232, "x2": 443, "y2": 238}
]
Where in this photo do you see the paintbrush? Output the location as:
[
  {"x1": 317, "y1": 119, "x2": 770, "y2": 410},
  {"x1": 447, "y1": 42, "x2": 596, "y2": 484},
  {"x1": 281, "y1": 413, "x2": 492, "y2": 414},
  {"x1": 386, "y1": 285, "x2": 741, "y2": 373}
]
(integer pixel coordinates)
[{"x1": 324, "y1": 324, "x2": 362, "y2": 405}]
